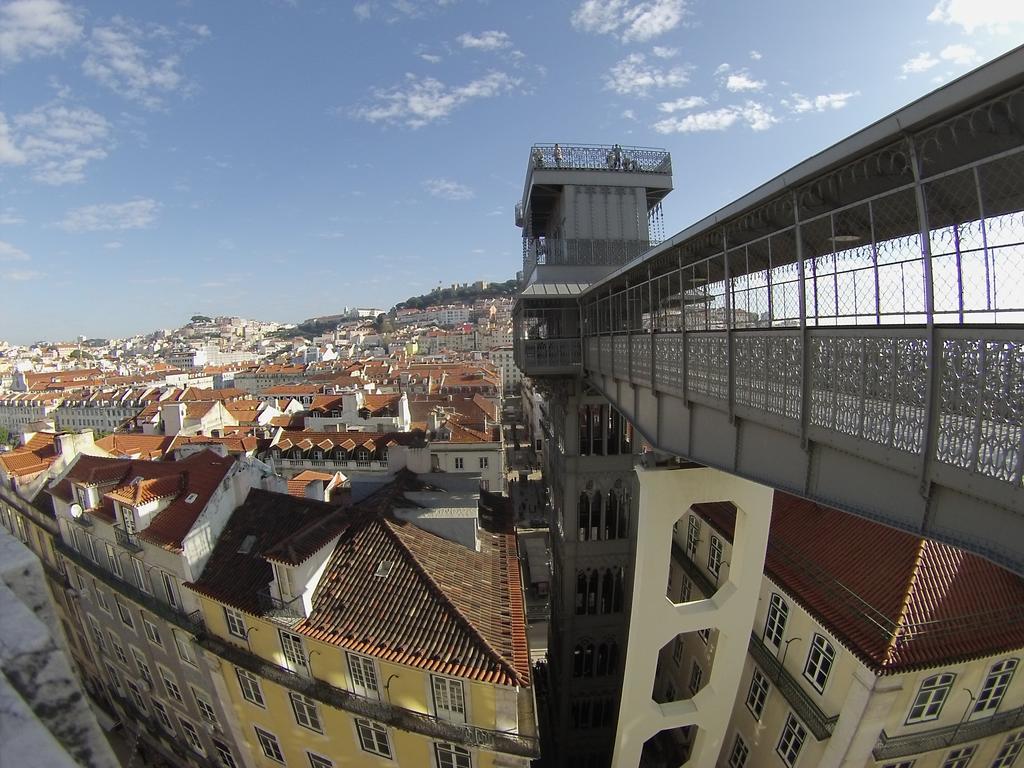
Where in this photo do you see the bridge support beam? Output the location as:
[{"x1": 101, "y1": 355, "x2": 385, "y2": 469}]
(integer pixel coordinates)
[{"x1": 612, "y1": 466, "x2": 773, "y2": 767}]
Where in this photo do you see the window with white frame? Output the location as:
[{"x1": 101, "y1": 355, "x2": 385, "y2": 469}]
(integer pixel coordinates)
[
  {"x1": 84, "y1": 533, "x2": 97, "y2": 562},
  {"x1": 95, "y1": 585, "x2": 111, "y2": 615},
  {"x1": 728, "y1": 733, "x2": 749, "y2": 768},
  {"x1": 212, "y1": 739, "x2": 237, "y2": 768},
  {"x1": 432, "y1": 675, "x2": 467, "y2": 723},
  {"x1": 152, "y1": 700, "x2": 174, "y2": 734},
  {"x1": 747, "y1": 668, "x2": 770, "y2": 719},
  {"x1": 881, "y1": 762, "x2": 915, "y2": 768},
  {"x1": 308, "y1": 752, "x2": 333, "y2": 768},
  {"x1": 679, "y1": 577, "x2": 692, "y2": 603},
  {"x1": 764, "y1": 593, "x2": 788, "y2": 648},
  {"x1": 974, "y1": 658, "x2": 1018, "y2": 717},
  {"x1": 105, "y1": 543, "x2": 123, "y2": 580},
  {"x1": 224, "y1": 607, "x2": 247, "y2": 639},
  {"x1": 992, "y1": 731, "x2": 1024, "y2": 768},
  {"x1": 279, "y1": 629, "x2": 309, "y2": 676},
  {"x1": 290, "y1": 692, "x2": 322, "y2": 732},
  {"x1": 942, "y1": 745, "x2": 976, "y2": 768},
  {"x1": 236, "y1": 667, "x2": 265, "y2": 707},
  {"x1": 116, "y1": 598, "x2": 134, "y2": 631},
  {"x1": 179, "y1": 716, "x2": 205, "y2": 755},
  {"x1": 908, "y1": 673, "x2": 955, "y2": 723},
  {"x1": 803, "y1": 634, "x2": 836, "y2": 693},
  {"x1": 672, "y1": 636, "x2": 683, "y2": 665},
  {"x1": 708, "y1": 535, "x2": 723, "y2": 576},
  {"x1": 105, "y1": 663, "x2": 122, "y2": 695},
  {"x1": 173, "y1": 630, "x2": 195, "y2": 666},
  {"x1": 434, "y1": 742, "x2": 472, "y2": 768},
  {"x1": 347, "y1": 653, "x2": 379, "y2": 699},
  {"x1": 132, "y1": 648, "x2": 153, "y2": 688},
  {"x1": 479, "y1": 457, "x2": 488, "y2": 469},
  {"x1": 109, "y1": 632, "x2": 129, "y2": 666},
  {"x1": 88, "y1": 616, "x2": 106, "y2": 651},
  {"x1": 355, "y1": 718, "x2": 392, "y2": 758},
  {"x1": 455, "y1": 457, "x2": 464, "y2": 469},
  {"x1": 776, "y1": 712, "x2": 807, "y2": 767},
  {"x1": 126, "y1": 679, "x2": 147, "y2": 713},
  {"x1": 697, "y1": 627, "x2": 710, "y2": 644},
  {"x1": 686, "y1": 515, "x2": 700, "y2": 557},
  {"x1": 689, "y1": 661, "x2": 703, "y2": 695},
  {"x1": 254, "y1": 726, "x2": 285, "y2": 763},
  {"x1": 161, "y1": 571, "x2": 180, "y2": 610},
  {"x1": 132, "y1": 557, "x2": 149, "y2": 594},
  {"x1": 142, "y1": 616, "x2": 162, "y2": 647},
  {"x1": 159, "y1": 666, "x2": 183, "y2": 704},
  {"x1": 192, "y1": 687, "x2": 218, "y2": 725}
]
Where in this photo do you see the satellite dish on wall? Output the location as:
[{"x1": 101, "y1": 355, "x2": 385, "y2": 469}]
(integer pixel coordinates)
[{"x1": 69, "y1": 503, "x2": 84, "y2": 519}]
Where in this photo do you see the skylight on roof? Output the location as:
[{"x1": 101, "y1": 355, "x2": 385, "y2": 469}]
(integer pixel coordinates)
[
  {"x1": 184, "y1": 492, "x2": 199, "y2": 504},
  {"x1": 237, "y1": 534, "x2": 257, "y2": 554},
  {"x1": 374, "y1": 560, "x2": 394, "y2": 578}
]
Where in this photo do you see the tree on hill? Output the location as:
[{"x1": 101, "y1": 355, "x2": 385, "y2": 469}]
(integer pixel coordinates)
[
  {"x1": 395, "y1": 279, "x2": 517, "y2": 311},
  {"x1": 190, "y1": 315, "x2": 213, "y2": 323}
]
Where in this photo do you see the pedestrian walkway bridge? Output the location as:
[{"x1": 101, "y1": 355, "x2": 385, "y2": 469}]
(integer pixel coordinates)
[{"x1": 516, "y1": 47, "x2": 1024, "y2": 574}]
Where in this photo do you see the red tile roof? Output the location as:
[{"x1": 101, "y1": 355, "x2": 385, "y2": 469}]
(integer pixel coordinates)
[
  {"x1": 0, "y1": 433, "x2": 60, "y2": 478},
  {"x1": 188, "y1": 475, "x2": 530, "y2": 687},
  {"x1": 692, "y1": 492, "x2": 1024, "y2": 673},
  {"x1": 95, "y1": 434, "x2": 174, "y2": 460}
]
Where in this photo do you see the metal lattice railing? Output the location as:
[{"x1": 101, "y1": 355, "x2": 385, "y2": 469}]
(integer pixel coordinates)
[
  {"x1": 528, "y1": 143, "x2": 672, "y2": 174},
  {"x1": 578, "y1": 85, "x2": 1024, "y2": 500}
]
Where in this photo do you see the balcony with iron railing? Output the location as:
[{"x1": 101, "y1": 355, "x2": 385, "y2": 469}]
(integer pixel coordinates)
[
  {"x1": 873, "y1": 705, "x2": 1024, "y2": 760},
  {"x1": 527, "y1": 144, "x2": 672, "y2": 175},
  {"x1": 257, "y1": 588, "x2": 305, "y2": 620},
  {"x1": 114, "y1": 525, "x2": 142, "y2": 552},
  {"x1": 198, "y1": 632, "x2": 540, "y2": 758}
]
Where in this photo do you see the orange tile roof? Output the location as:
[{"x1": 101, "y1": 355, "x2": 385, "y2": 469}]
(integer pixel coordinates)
[
  {"x1": 94, "y1": 434, "x2": 174, "y2": 459},
  {"x1": 0, "y1": 433, "x2": 60, "y2": 477},
  {"x1": 693, "y1": 493, "x2": 1024, "y2": 674},
  {"x1": 188, "y1": 475, "x2": 530, "y2": 687}
]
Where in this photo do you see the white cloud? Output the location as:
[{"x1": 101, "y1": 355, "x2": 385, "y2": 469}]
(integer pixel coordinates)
[
  {"x1": 940, "y1": 43, "x2": 979, "y2": 64},
  {"x1": 604, "y1": 53, "x2": 690, "y2": 96},
  {"x1": 657, "y1": 95, "x2": 706, "y2": 112},
  {"x1": 651, "y1": 45, "x2": 677, "y2": 58},
  {"x1": 928, "y1": 0, "x2": 1024, "y2": 33},
  {"x1": 902, "y1": 51, "x2": 939, "y2": 74},
  {"x1": 786, "y1": 91, "x2": 858, "y2": 113},
  {"x1": 353, "y1": 2, "x2": 372, "y2": 20},
  {"x1": 0, "y1": 207, "x2": 25, "y2": 225},
  {"x1": 457, "y1": 30, "x2": 511, "y2": 50},
  {"x1": 0, "y1": 0, "x2": 81, "y2": 65},
  {"x1": 58, "y1": 199, "x2": 160, "y2": 231},
  {"x1": 7, "y1": 104, "x2": 110, "y2": 185},
  {"x1": 354, "y1": 71, "x2": 520, "y2": 128},
  {"x1": 724, "y1": 71, "x2": 765, "y2": 92},
  {"x1": 714, "y1": 62, "x2": 730, "y2": 75},
  {"x1": 83, "y1": 17, "x2": 197, "y2": 108},
  {"x1": 572, "y1": 0, "x2": 687, "y2": 43},
  {"x1": 0, "y1": 240, "x2": 29, "y2": 261},
  {"x1": 419, "y1": 52, "x2": 442, "y2": 63},
  {"x1": 749, "y1": 50, "x2": 762, "y2": 60},
  {"x1": 423, "y1": 178, "x2": 474, "y2": 200},
  {"x1": 4, "y1": 269, "x2": 42, "y2": 281},
  {"x1": 0, "y1": 112, "x2": 27, "y2": 165},
  {"x1": 653, "y1": 101, "x2": 776, "y2": 133},
  {"x1": 103, "y1": 240, "x2": 123, "y2": 249},
  {"x1": 621, "y1": 108, "x2": 637, "y2": 120}
]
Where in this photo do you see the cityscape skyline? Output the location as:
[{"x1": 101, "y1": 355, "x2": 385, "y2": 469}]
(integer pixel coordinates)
[{"x1": 2, "y1": 0, "x2": 1023, "y2": 343}]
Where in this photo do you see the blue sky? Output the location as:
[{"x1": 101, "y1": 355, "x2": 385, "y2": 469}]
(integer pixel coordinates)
[{"x1": 1, "y1": 0, "x2": 1022, "y2": 344}]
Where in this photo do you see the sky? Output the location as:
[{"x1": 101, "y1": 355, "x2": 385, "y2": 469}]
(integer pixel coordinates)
[{"x1": 1, "y1": 0, "x2": 1023, "y2": 344}]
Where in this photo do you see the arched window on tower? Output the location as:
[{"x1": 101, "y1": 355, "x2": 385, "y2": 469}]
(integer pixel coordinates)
[
  {"x1": 575, "y1": 573, "x2": 587, "y2": 615},
  {"x1": 596, "y1": 643, "x2": 609, "y2": 676},
  {"x1": 588, "y1": 571, "x2": 599, "y2": 614},
  {"x1": 613, "y1": 567, "x2": 624, "y2": 613},
  {"x1": 618, "y1": 490, "x2": 630, "y2": 539},
  {"x1": 589, "y1": 492, "x2": 601, "y2": 541},
  {"x1": 605, "y1": 490, "x2": 619, "y2": 540},
  {"x1": 582, "y1": 643, "x2": 595, "y2": 677},
  {"x1": 601, "y1": 570, "x2": 614, "y2": 614},
  {"x1": 578, "y1": 493, "x2": 590, "y2": 542}
]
